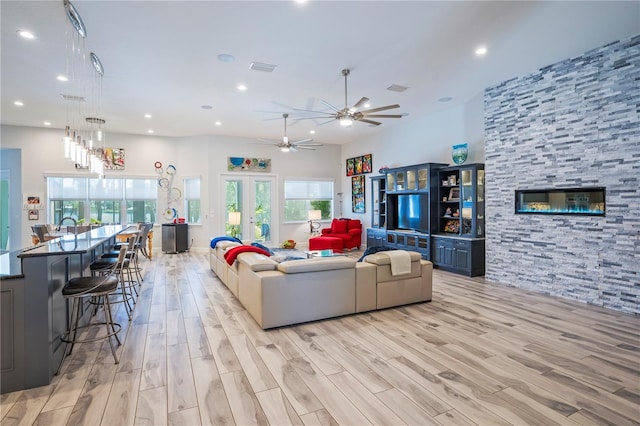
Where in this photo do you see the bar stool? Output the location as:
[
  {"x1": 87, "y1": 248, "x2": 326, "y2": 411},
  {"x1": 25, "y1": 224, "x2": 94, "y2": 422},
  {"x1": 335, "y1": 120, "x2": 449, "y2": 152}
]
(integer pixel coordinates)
[
  {"x1": 56, "y1": 247, "x2": 126, "y2": 375},
  {"x1": 91, "y1": 236, "x2": 139, "y2": 320}
]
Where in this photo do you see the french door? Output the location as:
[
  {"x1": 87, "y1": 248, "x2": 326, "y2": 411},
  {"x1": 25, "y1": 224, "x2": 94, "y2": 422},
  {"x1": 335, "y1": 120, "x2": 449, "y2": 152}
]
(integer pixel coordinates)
[{"x1": 221, "y1": 174, "x2": 277, "y2": 244}]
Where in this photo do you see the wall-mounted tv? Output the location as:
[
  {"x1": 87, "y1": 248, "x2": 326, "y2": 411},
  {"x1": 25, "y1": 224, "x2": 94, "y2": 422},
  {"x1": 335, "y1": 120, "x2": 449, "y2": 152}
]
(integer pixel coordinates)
[{"x1": 397, "y1": 193, "x2": 429, "y2": 233}]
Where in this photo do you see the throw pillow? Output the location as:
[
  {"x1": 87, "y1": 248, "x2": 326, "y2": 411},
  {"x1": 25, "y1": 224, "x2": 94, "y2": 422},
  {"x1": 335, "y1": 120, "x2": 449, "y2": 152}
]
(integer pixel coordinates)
[
  {"x1": 224, "y1": 245, "x2": 271, "y2": 265},
  {"x1": 210, "y1": 235, "x2": 242, "y2": 249}
]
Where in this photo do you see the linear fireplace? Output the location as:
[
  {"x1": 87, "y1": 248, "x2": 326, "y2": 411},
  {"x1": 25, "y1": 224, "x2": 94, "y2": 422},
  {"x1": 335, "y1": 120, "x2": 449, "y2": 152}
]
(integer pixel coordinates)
[{"x1": 515, "y1": 187, "x2": 605, "y2": 216}]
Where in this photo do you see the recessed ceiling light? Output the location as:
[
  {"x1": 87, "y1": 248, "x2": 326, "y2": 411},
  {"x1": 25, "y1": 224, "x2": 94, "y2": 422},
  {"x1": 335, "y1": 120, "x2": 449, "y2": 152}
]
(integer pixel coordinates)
[
  {"x1": 309, "y1": 130, "x2": 315, "y2": 134},
  {"x1": 17, "y1": 30, "x2": 35, "y2": 39},
  {"x1": 438, "y1": 96, "x2": 453, "y2": 103},
  {"x1": 147, "y1": 129, "x2": 154, "y2": 134},
  {"x1": 237, "y1": 84, "x2": 247, "y2": 91},
  {"x1": 201, "y1": 105, "x2": 213, "y2": 110},
  {"x1": 144, "y1": 113, "x2": 152, "y2": 118},
  {"x1": 43, "y1": 121, "x2": 51, "y2": 126},
  {"x1": 56, "y1": 75, "x2": 68, "y2": 82},
  {"x1": 217, "y1": 53, "x2": 235, "y2": 63},
  {"x1": 14, "y1": 101, "x2": 24, "y2": 107},
  {"x1": 215, "y1": 121, "x2": 222, "y2": 126},
  {"x1": 475, "y1": 46, "x2": 488, "y2": 56}
]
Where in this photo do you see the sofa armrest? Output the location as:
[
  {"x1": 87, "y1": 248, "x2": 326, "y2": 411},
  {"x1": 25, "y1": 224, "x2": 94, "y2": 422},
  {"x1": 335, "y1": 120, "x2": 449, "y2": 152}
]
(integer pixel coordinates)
[
  {"x1": 347, "y1": 228, "x2": 361, "y2": 236},
  {"x1": 420, "y1": 260, "x2": 433, "y2": 301},
  {"x1": 321, "y1": 228, "x2": 333, "y2": 235}
]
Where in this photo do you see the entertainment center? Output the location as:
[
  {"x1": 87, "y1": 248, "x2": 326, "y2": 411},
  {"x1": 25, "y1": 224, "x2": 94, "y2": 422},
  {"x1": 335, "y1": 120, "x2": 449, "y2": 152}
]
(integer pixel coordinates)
[{"x1": 367, "y1": 162, "x2": 485, "y2": 276}]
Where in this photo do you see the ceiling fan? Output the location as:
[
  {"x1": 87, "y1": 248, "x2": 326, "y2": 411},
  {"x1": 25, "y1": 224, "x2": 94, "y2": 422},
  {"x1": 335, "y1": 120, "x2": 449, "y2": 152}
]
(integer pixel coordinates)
[
  {"x1": 296, "y1": 68, "x2": 403, "y2": 127},
  {"x1": 258, "y1": 113, "x2": 323, "y2": 152}
]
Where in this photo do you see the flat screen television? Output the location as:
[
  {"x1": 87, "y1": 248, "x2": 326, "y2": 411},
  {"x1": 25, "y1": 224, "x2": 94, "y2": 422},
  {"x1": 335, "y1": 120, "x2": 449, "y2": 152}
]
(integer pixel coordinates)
[{"x1": 396, "y1": 193, "x2": 429, "y2": 233}]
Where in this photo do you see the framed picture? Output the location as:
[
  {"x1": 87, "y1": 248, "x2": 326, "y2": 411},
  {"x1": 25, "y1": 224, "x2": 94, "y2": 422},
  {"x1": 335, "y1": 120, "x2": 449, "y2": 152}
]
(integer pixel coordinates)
[
  {"x1": 351, "y1": 175, "x2": 365, "y2": 213},
  {"x1": 346, "y1": 158, "x2": 355, "y2": 176},
  {"x1": 448, "y1": 187, "x2": 460, "y2": 201},
  {"x1": 362, "y1": 154, "x2": 372, "y2": 173},
  {"x1": 354, "y1": 156, "x2": 363, "y2": 175},
  {"x1": 448, "y1": 175, "x2": 457, "y2": 185},
  {"x1": 28, "y1": 210, "x2": 39, "y2": 220}
]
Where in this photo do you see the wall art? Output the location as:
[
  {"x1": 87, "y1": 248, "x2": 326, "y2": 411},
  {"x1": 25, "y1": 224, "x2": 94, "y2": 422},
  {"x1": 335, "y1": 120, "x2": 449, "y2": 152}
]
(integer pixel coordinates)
[
  {"x1": 351, "y1": 175, "x2": 365, "y2": 213},
  {"x1": 103, "y1": 147, "x2": 125, "y2": 170},
  {"x1": 228, "y1": 157, "x2": 271, "y2": 172},
  {"x1": 345, "y1": 153, "x2": 373, "y2": 176}
]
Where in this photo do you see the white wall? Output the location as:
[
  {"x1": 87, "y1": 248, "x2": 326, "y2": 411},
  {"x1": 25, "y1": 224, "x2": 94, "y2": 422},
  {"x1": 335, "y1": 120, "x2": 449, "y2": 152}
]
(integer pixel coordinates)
[
  {"x1": 1, "y1": 125, "x2": 342, "y2": 250},
  {"x1": 340, "y1": 100, "x2": 485, "y2": 231}
]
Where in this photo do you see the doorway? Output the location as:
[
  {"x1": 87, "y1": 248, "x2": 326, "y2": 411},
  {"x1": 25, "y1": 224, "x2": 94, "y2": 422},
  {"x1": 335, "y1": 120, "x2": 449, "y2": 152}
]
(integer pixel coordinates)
[{"x1": 221, "y1": 174, "x2": 277, "y2": 244}]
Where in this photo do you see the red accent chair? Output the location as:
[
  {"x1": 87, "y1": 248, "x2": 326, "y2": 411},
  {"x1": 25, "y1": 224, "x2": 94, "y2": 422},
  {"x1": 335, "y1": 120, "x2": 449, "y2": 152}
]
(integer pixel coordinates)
[{"x1": 319, "y1": 218, "x2": 362, "y2": 250}]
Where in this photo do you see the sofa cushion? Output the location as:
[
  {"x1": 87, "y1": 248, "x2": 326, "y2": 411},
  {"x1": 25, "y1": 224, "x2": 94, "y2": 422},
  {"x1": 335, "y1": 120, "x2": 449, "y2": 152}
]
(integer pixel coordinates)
[
  {"x1": 277, "y1": 257, "x2": 356, "y2": 274},
  {"x1": 224, "y1": 245, "x2": 271, "y2": 265},
  {"x1": 210, "y1": 235, "x2": 242, "y2": 248},
  {"x1": 237, "y1": 252, "x2": 278, "y2": 271},
  {"x1": 364, "y1": 250, "x2": 422, "y2": 265},
  {"x1": 332, "y1": 219, "x2": 348, "y2": 234},
  {"x1": 347, "y1": 219, "x2": 361, "y2": 231}
]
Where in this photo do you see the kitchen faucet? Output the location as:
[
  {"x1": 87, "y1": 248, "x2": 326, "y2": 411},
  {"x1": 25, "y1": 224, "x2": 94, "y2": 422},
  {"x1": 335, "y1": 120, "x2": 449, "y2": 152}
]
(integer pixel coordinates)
[{"x1": 56, "y1": 216, "x2": 77, "y2": 232}]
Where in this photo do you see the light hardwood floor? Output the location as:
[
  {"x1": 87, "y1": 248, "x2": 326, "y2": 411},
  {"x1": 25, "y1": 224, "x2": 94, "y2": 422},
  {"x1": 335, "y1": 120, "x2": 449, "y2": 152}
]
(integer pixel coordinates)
[{"x1": 2, "y1": 251, "x2": 639, "y2": 425}]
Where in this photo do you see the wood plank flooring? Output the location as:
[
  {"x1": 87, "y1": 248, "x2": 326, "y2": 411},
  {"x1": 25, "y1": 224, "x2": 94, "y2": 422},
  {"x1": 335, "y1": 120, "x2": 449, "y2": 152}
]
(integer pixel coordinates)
[{"x1": 1, "y1": 251, "x2": 639, "y2": 425}]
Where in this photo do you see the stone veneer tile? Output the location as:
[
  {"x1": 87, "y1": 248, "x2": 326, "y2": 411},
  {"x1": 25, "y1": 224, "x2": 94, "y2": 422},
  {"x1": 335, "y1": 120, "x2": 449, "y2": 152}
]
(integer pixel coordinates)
[{"x1": 484, "y1": 34, "x2": 640, "y2": 315}]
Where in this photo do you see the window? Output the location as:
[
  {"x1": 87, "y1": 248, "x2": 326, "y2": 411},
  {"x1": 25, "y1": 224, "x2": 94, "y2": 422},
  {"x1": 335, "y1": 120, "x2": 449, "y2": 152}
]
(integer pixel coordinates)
[
  {"x1": 284, "y1": 179, "x2": 333, "y2": 222},
  {"x1": 47, "y1": 177, "x2": 157, "y2": 225},
  {"x1": 183, "y1": 178, "x2": 201, "y2": 224}
]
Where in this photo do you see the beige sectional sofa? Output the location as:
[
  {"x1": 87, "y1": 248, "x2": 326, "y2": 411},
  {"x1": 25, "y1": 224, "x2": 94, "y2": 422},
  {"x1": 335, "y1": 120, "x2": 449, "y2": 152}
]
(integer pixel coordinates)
[{"x1": 209, "y1": 243, "x2": 432, "y2": 329}]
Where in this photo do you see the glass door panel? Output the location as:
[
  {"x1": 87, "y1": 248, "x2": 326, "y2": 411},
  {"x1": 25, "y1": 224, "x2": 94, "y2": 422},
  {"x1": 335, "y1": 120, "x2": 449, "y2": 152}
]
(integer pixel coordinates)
[
  {"x1": 461, "y1": 169, "x2": 473, "y2": 235},
  {"x1": 386, "y1": 173, "x2": 395, "y2": 192},
  {"x1": 396, "y1": 171, "x2": 405, "y2": 191},
  {"x1": 406, "y1": 170, "x2": 416, "y2": 191},
  {"x1": 223, "y1": 175, "x2": 276, "y2": 243},
  {"x1": 417, "y1": 168, "x2": 428, "y2": 190},
  {"x1": 477, "y1": 169, "x2": 485, "y2": 236}
]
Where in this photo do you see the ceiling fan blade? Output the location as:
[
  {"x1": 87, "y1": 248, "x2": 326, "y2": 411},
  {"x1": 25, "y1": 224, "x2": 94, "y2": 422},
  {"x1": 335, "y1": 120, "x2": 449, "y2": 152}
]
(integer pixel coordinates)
[
  {"x1": 320, "y1": 99, "x2": 342, "y2": 113},
  {"x1": 295, "y1": 143, "x2": 323, "y2": 147},
  {"x1": 359, "y1": 104, "x2": 400, "y2": 114},
  {"x1": 295, "y1": 115, "x2": 336, "y2": 121},
  {"x1": 318, "y1": 118, "x2": 338, "y2": 126},
  {"x1": 357, "y1": 118, "x2": 382, "y2": 126},
  {"x1": 295, "y1": 146, "x2": 317, "y2": 150},
  {"x1": 291, "y1": 107, "x2": 334, "y2": 115},
  {"x1": 292, "y1": 138, "x2": 314, "y2": 144},
  {"x1": 364, "y1": 114, "x2": 403, "y2": 118},
  {"x1": 352, "y1": 97, "x2": 370, "y2": 109}
]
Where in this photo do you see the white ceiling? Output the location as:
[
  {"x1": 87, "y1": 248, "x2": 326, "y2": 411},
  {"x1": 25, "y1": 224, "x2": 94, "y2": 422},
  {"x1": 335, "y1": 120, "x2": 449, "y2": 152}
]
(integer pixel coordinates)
[{"x1": 2, "y1": 1, "x2": 639, "y2": 145}]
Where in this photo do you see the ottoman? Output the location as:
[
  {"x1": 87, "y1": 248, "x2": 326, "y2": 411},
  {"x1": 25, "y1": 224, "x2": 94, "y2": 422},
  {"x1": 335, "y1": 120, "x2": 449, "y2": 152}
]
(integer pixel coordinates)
[{"x1": 308, "y1": 236, "x2": 343, "y2": 253}]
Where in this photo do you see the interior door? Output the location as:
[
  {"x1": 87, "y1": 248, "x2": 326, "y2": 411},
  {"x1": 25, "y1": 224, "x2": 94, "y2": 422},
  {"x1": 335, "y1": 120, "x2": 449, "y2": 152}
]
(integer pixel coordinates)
[{"x1": 221, "y1": 174, "x2": 276, "y2": 244}]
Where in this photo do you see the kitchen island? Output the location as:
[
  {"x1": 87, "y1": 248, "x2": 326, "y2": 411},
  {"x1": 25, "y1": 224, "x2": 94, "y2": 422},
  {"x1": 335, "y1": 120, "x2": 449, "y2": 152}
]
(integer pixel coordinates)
[{"x1": 0, "y1": 225, "x2": 127, "y2": 393}]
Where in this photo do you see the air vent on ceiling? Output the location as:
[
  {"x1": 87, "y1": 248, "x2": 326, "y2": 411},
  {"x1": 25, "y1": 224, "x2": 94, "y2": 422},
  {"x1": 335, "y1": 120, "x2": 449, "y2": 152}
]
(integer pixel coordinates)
[
  {"x1": 386, "y1": 84, "x2": 409, "y2": 93},
  {"x1": 249, "y1": 62, "x2": 277, "y2": 73},
  {"x1": 61, "y1": 94, "x2": 86, "y2": 102}
]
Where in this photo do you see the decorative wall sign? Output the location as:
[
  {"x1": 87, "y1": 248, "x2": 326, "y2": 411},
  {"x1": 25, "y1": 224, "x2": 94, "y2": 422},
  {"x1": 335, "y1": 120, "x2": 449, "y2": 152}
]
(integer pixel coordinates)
[
  {"x1": 228, "y1": 157, "x2": 271, "y2": 172},
  {"x1": 346, "y1": 153, "x2": 373, "y2": 176},
  {"x1": 351, "y1": 175, "x2": 365, "y2": 213},
  {"x1": 452, "y1": 143, "x2": 468, "y2": 165},
  {"x1": 103, "y1": 147, "x2": 125, "y2": 170}
]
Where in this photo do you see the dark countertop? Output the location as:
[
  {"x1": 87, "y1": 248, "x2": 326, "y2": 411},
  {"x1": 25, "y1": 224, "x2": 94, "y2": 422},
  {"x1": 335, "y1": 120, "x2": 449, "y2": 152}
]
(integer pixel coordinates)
[
  {"x1": 0, "y1": 225, "x2": 127, "y2": 279},
  {"x1": 17, "y1": 225, "x2": 126, "y2": 258}
]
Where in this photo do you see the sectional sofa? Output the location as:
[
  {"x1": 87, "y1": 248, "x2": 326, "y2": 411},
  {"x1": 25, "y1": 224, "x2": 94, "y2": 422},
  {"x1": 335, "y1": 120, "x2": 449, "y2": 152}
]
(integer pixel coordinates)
[{"x1": 209, "y1": 241, "x2": 433, "y2": 329}]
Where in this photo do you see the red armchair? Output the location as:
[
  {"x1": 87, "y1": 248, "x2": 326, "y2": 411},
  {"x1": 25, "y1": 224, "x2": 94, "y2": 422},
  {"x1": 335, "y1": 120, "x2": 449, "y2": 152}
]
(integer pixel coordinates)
[{"x1": 320, "y1": 218, "x2": 362, "y2": 250}]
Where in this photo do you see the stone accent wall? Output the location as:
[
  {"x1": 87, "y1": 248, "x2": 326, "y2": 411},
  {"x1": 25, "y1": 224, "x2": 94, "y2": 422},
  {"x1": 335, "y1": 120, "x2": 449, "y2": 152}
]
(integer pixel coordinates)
[{"x1": 484, "y1": 35, "x2": 639, "y2": 314}]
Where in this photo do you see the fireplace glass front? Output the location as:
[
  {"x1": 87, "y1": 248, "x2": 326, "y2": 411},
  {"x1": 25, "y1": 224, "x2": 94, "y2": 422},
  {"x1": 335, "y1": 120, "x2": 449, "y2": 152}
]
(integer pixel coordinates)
[{"x1": 515, "y1": 187, "x2": 605, "y2": 216}]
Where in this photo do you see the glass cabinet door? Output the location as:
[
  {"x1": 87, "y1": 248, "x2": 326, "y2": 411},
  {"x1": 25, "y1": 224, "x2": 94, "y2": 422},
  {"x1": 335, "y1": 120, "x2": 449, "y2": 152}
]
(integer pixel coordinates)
[
  {"x1": 396, "y1": 171, "x2": 405, "y2": 191},
  {"x1": 477, "y1": 169, "x2": 484, "y2": 236},
  {"x1": 461, "y1": 169, "x2": 474, "y2": 236},
  {"x1": 417, "y1": 168, "x2": 428, "y2": 190},
  {"x1": 386, "y1": 173, "x2": 395, "y2": 191},
  {"x1": 406, "y1": 170, "x2": 416, "y2": 191}
]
